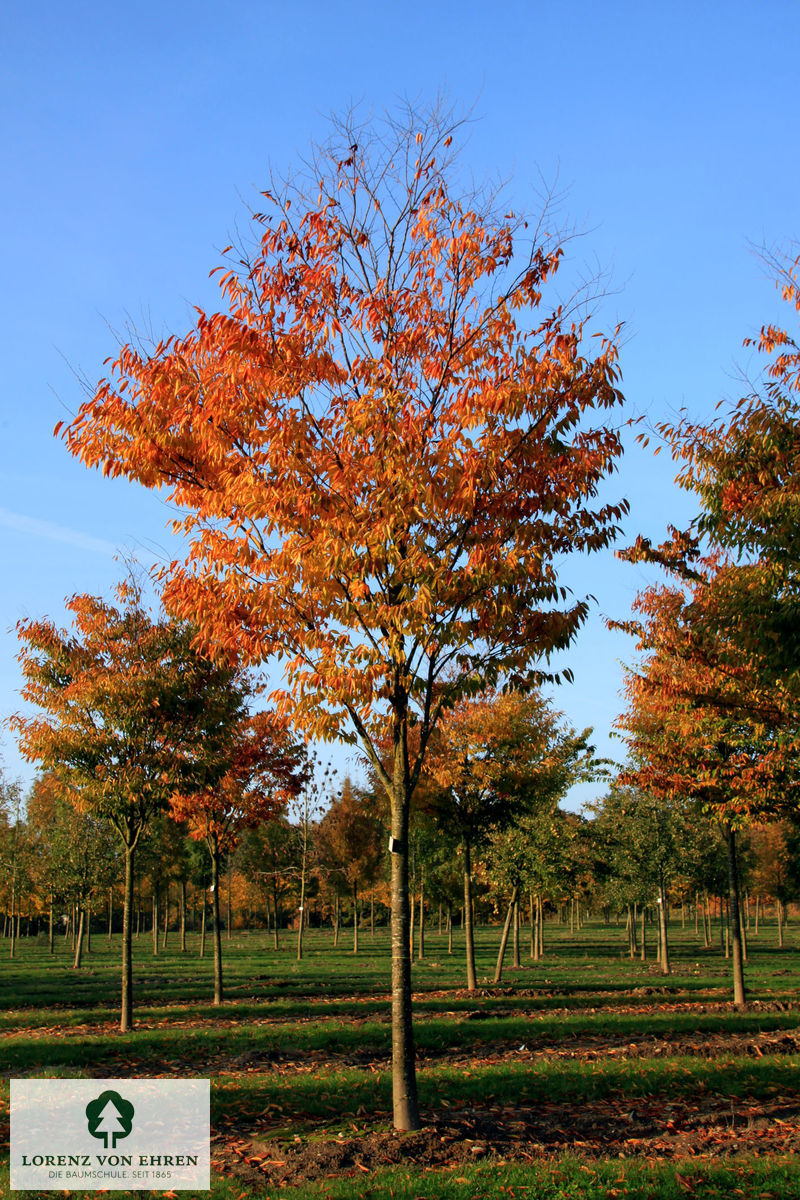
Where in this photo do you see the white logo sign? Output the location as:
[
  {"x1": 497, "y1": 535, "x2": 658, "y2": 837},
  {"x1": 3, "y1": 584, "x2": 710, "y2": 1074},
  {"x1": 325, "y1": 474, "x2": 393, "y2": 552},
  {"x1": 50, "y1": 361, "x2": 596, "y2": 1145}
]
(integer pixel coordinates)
[{"x1": 11, "y1": 1079, "x2": 210, "y2": 1191}]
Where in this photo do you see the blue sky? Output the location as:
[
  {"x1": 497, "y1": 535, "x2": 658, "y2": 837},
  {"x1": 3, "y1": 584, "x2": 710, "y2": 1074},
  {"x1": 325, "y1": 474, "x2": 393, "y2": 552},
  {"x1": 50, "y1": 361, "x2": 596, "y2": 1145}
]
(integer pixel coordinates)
[{"x1": 2, "y1": 0, "x2": 798, "y2": 804}]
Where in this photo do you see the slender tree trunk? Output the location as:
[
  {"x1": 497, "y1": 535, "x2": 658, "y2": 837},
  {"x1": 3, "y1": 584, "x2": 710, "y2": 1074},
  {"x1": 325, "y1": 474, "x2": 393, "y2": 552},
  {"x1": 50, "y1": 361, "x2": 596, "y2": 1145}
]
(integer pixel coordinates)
[
  {"x1": 777, "y1": 898, "x2": 785, "y2": 948},
  {"x1": 438, "y1": 902, "x2": 442, "y2": 937},
  {"x1": 333, "y1": 893, "x2": 339, "y2": 947},
  {"x1": 537, "y1": 894, "x2": 544, "y2": 959},
  {"x1": 73, "y1": 907, "x2": 86, "y2": 969},
  {"x1": 210, "y1": 841, "x2": 223, "y2": 1005},
  {"x1": 529, "y1": 890, "x2": 536, "y2": 960},
  {"x1": 121, "y1": 842, "x2": 135, "y2": 1032},
  {"x1": 86, "y1": 904, "x2": 92, "y2": 954},
  {"x1": 755, "y1": 894, "x2": 760, "y2": 935},
  {"x1": 297, "y1": 867, "x2": 307, "y2": 962},
  {"x1": 389, "y1": 743, "x2": 419, "y2": 1131},
  {"x1": 694, "y1": 893, "x2": 699, "y2": 938},
  {"x1": 703, "y1": 892, "x2": 712, "y2": 948},
  {"x1": 640, "y1": 906, "x2": 646, "y2": 961},
  {"x1": 48, "y1": 894, "x2": 54, "y2": 955},
  {"x1": 658, "y1": 883, "x2": 670, "y2": 975},
  {"x1": 447, "y1": 906, "x2": 453, "y2": 955},
  {"x1": 463, "y1": 839, "x2": 477, "y2": 992},
  {"x1": 199, "y1": 892, "x2": 206, "y2": 959},
  {"x1": 180, "y1": 880, "x2": 187, "y2": 952},
  {"x1": 371, "y1": 891, "x2": 375, "y2": 938},
  {"x1": 162, "y1": 886, "x2": 169, "y2": 949},
  {"x1": 493, "y1": 885, "x2": 519, "y2": 984},
  {"x1": 272, "y1": 882, "x2": 280, "y2": 950},
  {"x1": 512, "y1": 895, "x2": 520, "y2": 968},
  {"x1": 152, "y1": 891, "x2": 159, "y2": 956},
  {"x1": 408, "y1": 888, "x2": 415, "y2": 958},
  {"x1": 108, "y1": 887, "x2": 113, "y2": 940},
  {"x1": 353, "y1": 881, "x2": 359, "y2": 955},
  {"x1": 725, "y1": 824, "x2": 746, "y2": 1008},
  {"x1": 227, "y1": 864, "x2": 232, "y2": 941},
  {"x1": 417, "y1": 874, "x2": 424, "y2": 961}
]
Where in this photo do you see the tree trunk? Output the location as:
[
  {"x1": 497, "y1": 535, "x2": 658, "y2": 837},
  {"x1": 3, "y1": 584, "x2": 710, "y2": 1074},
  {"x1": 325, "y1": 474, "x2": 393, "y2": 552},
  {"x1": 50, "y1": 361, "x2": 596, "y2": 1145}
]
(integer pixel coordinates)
[
  {"x1": 121, "y1": 843, "x2": 135, "y2": 1032},
  {"x1": 353, "y1": 881, "x2": 359, "y2": 955},
  {"x1": 86, "y1": 904, "x2": 92, "y2": 953},
  {"x1": 199, "y1": 893, "x2": 206, "y2": 959},
  {"x1": 333, "y1": 893, "x2": 339, "y2": 947},
  {"x1": 297, "y1": 865, "x2": 307, "y2": 962},
  {"x1": 493, "y1": 885, "x2": 519, "y2": 984},
  {"x1": 162, "y1": 886, "x2": 169, "y2": 949},
  {"x1": 777, "y1": 898, "x2": 785, "y2": 948},
  {"x1": 152, "y1": 891, "x2": 159, "y2": 956},
  {"x1": 73, "y1": 906, "x2": 86, "y2": 969},
  {"x1": 371, "y1": 891, "x2": 375, "y2": 938},
  {"x1": 529, "y1": 891, "x2": 536, "y2": 959},
  {"x1": 725, "y1": 824, "x2": 747, "y2": 1008},
  {"x1": 272, "y1": 882, "x2": 280, "y2": 950},
  {"x1": 463, "y1": 838, "x2": 477, "y2": 992},
  {"x1": 389, "y1": 741, "x2": 419, "y2": 1131},
  {"x1": 210, "y1": 841, "x2": 224, "y2": 1005},
  {"x1": 658, "y1": 883, "x2": 670, "y2": 975},
  {"x1": 755, "y1": 894, "x2": 760, "y2": 935},
  {"x1": 512, "y1": 895, "x2": 520, "y2": 968},
  {"x1": 180, "y1": 880, "x2": 187, "y2": 952},
  {"x1": 408, "y1": 889, "x2": 415, "y2": 958},
  {"x1": 640, "y1": 906, "x2": 646, "y2": 961},
  {"x1": 227, "y1": 864, "x2": 232, "y2": 941},
  {"x1": 447, "y1": 906, "x2": 453, "y2": 955},
  {"x1": 48, "y1": 894, "x2": 54, "y2": 955},
  {"x1": 417, "y1": 874, "x2": 424, "y2": 961},
  {"x1": 108, "y1": 887, "x2": 113, "y2": 940}
]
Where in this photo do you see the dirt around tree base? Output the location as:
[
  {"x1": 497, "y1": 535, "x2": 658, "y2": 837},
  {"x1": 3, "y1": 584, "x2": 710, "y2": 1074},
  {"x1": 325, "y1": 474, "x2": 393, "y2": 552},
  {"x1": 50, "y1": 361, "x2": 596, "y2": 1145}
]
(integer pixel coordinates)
[{"x1": 214, "y1": 1096, "x2": 800, "y2": 1192}]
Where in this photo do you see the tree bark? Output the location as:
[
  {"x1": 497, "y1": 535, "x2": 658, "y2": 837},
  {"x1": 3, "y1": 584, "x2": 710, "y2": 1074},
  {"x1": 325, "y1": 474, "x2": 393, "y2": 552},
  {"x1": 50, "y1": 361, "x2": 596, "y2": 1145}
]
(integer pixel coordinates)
[
  {"x1": 493, "y1": 885, "x2": 519, "y2": 984},
  {"x1": 211, "y1": 841, "x2": 223, "y2": 1005},
  {"x1": 121, "y1": 842, "x2": 135, "y2": 1032},
  {"x1": 180, "y1": 880, "x2": 187, "y2": 952},
  {"x1": 48, "y1": 894, "x2": 54, "y2": 955},
  {"x1": 152, "y1": 891, "x2": 159, "y2": 957},
  {"x1": 73, "y1": 906, "x2": 86, "y2": 969},
  {"x1": 389, "y1": 736, "x2": 419, "y2": 1130},
  {"x1": 353, "y1": 881, "x2": 359, "y2": 955},
  {"x1": 199, "y1": 893, "x2": 206, "y2": 959},
  {"x1": 108, "y1": 887, "x2": 113, "y2": 940},
  {"x1": 725, "y1": 823, "x2": 746, "y2": 1008},
  {"x1": 658, "y1": 883, "x2": 670, "y2": 975},
  {"x1": 417, "y1": 873, "x2": 425, "y2": 961},
  {"x1": 777, "y1": 898, "x2": 785, "y2": 948},
  {"x1": 640, "y1": 905, "x2": 646, "y2": 961},
  {"x1": 463, "y1": 838, "x2": 477, "y2": 992},
  {"x1": 447, "y1": 906, "x2": 453, "y2": 955},
  {"x1": 512, "y1": 895, "x2": 520, "y2": 968}
]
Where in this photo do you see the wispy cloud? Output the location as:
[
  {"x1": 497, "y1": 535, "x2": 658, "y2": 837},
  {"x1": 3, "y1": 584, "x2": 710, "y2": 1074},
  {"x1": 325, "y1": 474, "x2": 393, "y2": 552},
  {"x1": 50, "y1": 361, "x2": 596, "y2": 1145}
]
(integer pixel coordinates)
[{"x1": 0, "y1": 508, "x2": 117, "y2": 557}]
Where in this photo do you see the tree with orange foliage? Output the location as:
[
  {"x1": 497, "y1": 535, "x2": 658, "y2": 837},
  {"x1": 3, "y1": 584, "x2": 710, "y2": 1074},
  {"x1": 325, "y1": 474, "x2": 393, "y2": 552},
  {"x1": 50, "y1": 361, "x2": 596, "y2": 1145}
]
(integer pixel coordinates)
[
  {"x1": 170, "y1": 710, "x2": 307, "y2": 1004},
  {"x1": 61, "y1": 103, "x2": 626, "y2": 1128},
  {"x1": 12, "y1": 584, "x2": 247, "y2": 1030},
  {"x1": 614, "y1": 549, "x2": 800, "y2": 1007}
]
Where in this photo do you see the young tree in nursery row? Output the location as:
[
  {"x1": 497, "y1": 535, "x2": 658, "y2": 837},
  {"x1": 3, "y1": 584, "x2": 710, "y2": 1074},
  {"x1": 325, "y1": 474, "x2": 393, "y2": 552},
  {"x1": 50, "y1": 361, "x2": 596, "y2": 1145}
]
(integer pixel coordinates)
[
  {"x1": 60, "y1": 102, "x2": 626, "y2": 1129},
  {"x1": 171, "y1": 711, "x2": 308, "y2": 1003},
  {"x1": 12, "y1": 581, "x2": 260, "y2": 1031},
  {"x1": 424, "y1": 687, "x2": 604, "y2": 991}
]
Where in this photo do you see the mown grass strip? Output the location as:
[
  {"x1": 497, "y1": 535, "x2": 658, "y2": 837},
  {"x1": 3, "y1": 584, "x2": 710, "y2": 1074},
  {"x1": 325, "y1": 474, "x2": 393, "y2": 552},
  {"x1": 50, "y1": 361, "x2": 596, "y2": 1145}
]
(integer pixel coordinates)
[
  {"x1": 4, "y1": 1007, "x2": 800, "y2": 1075},
  {"x1": 208, "y1": 1052, "x2": 800, "y2": 1124}
]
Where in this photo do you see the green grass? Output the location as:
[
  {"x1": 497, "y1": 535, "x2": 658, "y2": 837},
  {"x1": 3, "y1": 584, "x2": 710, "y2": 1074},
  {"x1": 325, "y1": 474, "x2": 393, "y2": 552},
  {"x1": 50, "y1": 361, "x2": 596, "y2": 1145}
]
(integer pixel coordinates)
[{"x1": 3, "y1": 917, "x2": 800, "y2": 1198}]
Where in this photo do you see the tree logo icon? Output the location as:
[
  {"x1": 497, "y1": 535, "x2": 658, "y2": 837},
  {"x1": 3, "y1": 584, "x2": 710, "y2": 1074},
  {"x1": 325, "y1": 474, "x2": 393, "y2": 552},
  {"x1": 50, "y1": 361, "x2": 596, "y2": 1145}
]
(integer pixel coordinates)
[{"x1": 85, "y1": 1089, "x2": 135, "y2": 1149}]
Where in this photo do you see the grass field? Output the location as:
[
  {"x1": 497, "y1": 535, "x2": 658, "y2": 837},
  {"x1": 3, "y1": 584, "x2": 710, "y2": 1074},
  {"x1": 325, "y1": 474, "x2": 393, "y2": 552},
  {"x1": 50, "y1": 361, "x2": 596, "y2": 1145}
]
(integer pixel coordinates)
[{"x1": 3, "y1": 916, "x2": 800, "y2": 1198}]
